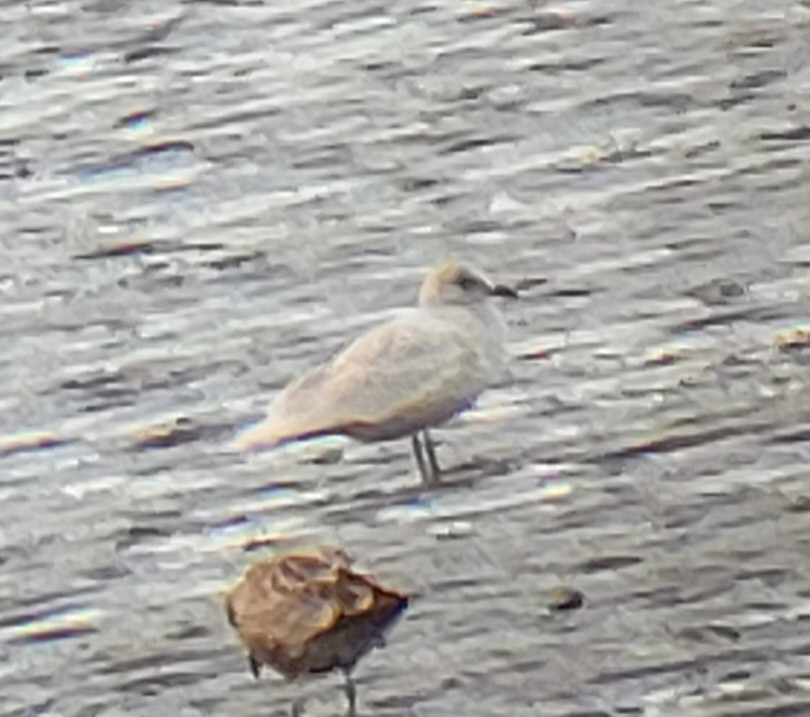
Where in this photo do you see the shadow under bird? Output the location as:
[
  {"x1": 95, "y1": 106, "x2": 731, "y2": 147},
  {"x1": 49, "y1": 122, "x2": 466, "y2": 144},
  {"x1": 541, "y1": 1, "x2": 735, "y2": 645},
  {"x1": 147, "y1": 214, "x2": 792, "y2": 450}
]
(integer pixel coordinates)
[
  {"x1": 225, "y1": 545, "x2": 408, "y2": 717},
  {"x1": 234, "y1": 261, "x2": 518, "y2": 484}
]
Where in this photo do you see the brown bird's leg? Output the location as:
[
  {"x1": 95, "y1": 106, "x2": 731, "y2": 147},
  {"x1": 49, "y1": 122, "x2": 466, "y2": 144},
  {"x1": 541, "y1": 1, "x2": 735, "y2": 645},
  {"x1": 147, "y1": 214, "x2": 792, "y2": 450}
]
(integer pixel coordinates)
[
  {"x1": 291, "y1": 696, "x2": 306, "y2": 717},
  {"x1": 411, "y1": 433, "x2": 431, "y2": 484},
  {"x1": 249, "y1": 654, "x2": 261, "y2": 678},
  {"x1": 343, "y1": 671, "x2": 357, "y2": 717},
  {"x1": 422, "y1": 429, "x2": 441, "y2": 482}
]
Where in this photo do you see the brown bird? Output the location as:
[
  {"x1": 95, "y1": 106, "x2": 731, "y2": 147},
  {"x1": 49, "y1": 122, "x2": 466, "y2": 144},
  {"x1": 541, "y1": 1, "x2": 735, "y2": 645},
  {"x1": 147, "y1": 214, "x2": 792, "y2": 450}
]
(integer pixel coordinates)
[{"x1": 225, "y1": 545, "x2": 409, "y2": 716}]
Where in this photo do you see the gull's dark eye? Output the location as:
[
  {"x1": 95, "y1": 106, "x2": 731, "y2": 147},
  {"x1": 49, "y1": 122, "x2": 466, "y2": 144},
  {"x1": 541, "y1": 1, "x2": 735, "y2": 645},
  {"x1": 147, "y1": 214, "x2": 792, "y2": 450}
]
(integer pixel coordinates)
[{"x1": 458, "y1": 276, "x2": 477, "y2": 291}]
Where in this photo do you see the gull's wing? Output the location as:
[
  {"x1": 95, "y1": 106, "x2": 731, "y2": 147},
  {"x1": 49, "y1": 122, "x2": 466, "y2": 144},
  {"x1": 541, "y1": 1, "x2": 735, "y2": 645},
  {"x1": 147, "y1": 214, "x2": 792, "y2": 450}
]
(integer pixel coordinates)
[{"x1": 234, "y1": 310, "x2": 496, "y2": 450}]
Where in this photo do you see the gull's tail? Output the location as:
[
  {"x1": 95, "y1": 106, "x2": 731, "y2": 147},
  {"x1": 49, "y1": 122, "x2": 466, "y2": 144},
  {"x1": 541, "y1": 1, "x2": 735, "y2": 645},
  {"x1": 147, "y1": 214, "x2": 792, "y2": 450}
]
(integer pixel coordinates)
[
  {"x1": 231, "y1": 415, "x2": 334, "y2": 453},
  {"x1": 231, "y1": 418, "x2": 287, "y2": 452}
]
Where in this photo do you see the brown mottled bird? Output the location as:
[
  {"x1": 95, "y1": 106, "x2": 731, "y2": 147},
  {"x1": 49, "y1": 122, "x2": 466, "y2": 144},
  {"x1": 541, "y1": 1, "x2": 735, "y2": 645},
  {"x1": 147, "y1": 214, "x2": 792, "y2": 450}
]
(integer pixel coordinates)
[
  {"x1": 233, "y1": 261, "x2": 518, "y2": 484},
  {"x1": 225, "y1": 546, "x2": 409, "y2": 716}
]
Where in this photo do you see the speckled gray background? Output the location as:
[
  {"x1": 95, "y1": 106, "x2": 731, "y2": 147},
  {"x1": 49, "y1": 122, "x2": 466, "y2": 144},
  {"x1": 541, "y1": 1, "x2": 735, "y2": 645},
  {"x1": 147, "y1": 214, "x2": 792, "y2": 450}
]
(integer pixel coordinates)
[{"x1": 2, "y1": 1, "x2": 810, "y2": 716}]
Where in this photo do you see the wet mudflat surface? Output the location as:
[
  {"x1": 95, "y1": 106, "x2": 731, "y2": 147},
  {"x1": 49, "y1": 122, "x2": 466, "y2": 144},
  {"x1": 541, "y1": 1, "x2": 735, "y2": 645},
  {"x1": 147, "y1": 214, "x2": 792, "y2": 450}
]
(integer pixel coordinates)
[{"x1": 1, "y1": 1, "x2": 810, "y2": 715}]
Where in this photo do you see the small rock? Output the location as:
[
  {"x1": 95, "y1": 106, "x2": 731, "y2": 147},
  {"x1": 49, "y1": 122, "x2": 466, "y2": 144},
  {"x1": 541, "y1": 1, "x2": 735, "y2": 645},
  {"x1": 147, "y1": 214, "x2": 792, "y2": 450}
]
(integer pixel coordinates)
[
  {"x1": 131, "y1": 416, "x2": 199, "y2": 449},
  {"x1": 548, "y1": 586, "x2": 584, "y2": 611},
  {"x1": 309, "y1": 446, "x2": 344, "y2": 465},
  {"x1": 518, "y1": 345, "x2": 552, "y2": 361},
  {"x1": 688, "y1": 277, "x2": 747, "y2": 305},
  {"x1": 775, "y1": 328, "x2": 810, "y2": 351}
]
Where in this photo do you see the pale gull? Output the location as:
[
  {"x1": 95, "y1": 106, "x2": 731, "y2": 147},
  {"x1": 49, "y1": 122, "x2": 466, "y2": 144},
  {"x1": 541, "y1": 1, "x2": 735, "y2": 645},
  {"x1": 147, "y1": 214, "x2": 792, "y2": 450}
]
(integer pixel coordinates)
[{"x1": 233, "y1": 261, "x2": 518, "y2": 484}]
